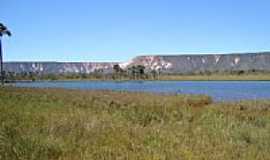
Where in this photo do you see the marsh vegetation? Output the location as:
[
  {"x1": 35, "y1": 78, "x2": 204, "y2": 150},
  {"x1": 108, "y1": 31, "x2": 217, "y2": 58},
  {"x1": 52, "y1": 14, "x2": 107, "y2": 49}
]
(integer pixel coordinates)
[{"x1": 0, "y1": 87, "x2": 270, "y2": 159}]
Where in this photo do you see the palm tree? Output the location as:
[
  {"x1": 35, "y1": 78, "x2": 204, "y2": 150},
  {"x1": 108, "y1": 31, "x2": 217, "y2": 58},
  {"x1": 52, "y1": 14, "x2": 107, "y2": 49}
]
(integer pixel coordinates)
[{"x1": 0, "y1": 23, "x2": 11, "y2": 85}]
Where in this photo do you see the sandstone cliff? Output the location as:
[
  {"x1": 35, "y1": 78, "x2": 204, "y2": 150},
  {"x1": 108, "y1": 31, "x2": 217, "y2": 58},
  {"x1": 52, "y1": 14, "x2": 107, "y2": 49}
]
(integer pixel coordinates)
[{"x1": 3, "y1": 52, "x2": 270, "y2": 74}]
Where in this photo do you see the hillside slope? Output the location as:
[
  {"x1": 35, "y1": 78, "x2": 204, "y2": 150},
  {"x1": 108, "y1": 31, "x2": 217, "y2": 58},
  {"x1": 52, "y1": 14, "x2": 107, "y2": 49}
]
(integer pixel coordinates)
[
  {"x1": 123, "y1": 52, "x2": 270, "y2": 74},
  {"x1": 3, "y1": 52, "x2": 270, "y2": 74}
]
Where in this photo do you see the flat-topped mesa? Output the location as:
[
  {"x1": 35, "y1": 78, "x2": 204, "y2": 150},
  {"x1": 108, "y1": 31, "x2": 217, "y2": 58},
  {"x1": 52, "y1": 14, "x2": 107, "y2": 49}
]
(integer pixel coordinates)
[
  {"x1": 121, "y1": 52, "x2": 270, "y2": 74},
  {"x1": 3, "y1": 52, "x2": 270, "y2": 74},
  {"x1": 3, "y1": 62, "x2": 118, "y2": 74}
]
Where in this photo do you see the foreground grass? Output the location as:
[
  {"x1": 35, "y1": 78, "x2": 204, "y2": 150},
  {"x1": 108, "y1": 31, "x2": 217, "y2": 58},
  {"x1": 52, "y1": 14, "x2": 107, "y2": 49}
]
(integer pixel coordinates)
[{"x1": 0, "y1": 87, "x2": 270, "y2": 160}]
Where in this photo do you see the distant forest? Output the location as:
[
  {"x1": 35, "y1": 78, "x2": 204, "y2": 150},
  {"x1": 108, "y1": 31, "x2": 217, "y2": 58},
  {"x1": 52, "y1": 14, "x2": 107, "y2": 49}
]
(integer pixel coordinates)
[{"x1": 3, "y1": 64, "x2": 270, "y2": 82}]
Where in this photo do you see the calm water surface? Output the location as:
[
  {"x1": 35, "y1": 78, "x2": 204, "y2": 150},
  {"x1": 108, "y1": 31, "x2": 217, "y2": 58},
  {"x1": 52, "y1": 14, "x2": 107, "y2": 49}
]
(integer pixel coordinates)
[{"x1": 15, "y1": 81, "x2": 270, "y2": 101}]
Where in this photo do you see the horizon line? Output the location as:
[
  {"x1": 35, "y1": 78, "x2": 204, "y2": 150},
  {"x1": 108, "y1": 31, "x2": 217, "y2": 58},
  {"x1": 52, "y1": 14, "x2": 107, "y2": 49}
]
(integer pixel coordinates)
[{"x1": 4, "y1": 51, "x2": 270, "y2": 63}]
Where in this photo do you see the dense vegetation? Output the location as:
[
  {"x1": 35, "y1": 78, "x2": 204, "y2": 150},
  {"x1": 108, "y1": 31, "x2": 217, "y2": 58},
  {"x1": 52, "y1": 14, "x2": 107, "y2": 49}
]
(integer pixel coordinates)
[
  {"x1": 0, "y1": 87, "x2": 270, "y2": 159},
  {"x1": 3, "y1": 67, "x2": 270, "y2": 81}
]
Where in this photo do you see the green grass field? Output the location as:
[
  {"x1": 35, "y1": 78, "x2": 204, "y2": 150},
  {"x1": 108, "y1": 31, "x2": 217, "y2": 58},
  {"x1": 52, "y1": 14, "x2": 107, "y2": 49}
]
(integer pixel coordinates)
[{"x1": 0, "y1": 87, "x2": 270, "y2": 160}]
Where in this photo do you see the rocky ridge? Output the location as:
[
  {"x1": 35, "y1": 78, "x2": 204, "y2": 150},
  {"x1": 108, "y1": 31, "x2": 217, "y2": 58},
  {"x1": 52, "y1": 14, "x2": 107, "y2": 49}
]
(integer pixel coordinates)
[{"x1": 3, "y1": 52, "x2": 270, "y2": 74}]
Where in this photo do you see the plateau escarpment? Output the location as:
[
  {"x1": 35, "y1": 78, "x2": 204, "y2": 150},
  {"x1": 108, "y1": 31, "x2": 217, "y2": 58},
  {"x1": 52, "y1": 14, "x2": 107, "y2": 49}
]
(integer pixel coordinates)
[
  {"x1": 4, "y1": 62, "x2": 117, "y2": 74},
  {"x1": 3, "y1": 52, "x2": 270, "y2": 74},
  {"x1": 124, "y1": 52, "x2": 270, "y2": 74}
]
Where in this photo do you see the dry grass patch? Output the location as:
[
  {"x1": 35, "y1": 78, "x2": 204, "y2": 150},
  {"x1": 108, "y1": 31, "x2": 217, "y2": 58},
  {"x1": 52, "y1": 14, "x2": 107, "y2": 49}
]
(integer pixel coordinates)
[{"x1": 0, "y1": 87, "x2": 269, "y2": 160}]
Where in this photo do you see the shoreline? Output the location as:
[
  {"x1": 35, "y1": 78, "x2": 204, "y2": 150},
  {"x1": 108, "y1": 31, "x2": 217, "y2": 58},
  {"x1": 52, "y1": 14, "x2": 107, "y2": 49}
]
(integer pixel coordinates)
[{"x1": 4, "y1": 73, "x2": 270, "y2": 82}]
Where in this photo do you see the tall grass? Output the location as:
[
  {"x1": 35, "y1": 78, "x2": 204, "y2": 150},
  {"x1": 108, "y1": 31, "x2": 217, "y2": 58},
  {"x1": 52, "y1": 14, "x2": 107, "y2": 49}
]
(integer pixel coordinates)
[{"x1": 0, "y1": 87, "x2": 269, "y2": 159}]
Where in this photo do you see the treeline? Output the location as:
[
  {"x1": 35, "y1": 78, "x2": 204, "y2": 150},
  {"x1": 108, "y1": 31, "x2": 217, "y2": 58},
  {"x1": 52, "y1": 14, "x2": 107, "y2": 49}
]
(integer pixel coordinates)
[
  {"x1": 180, "y1": 69, "x2": 270, "y2": 76},
  {"x1": 3, "y1": 65, "x2": 270, "y2": 82},
  {"x1": 3, "y1": 65, "x2": 161, "y2": 81}
]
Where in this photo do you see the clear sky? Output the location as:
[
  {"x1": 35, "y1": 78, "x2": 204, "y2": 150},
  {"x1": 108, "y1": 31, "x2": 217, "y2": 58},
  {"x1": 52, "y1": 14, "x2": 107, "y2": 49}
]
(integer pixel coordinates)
[{"x1": 1, "y1": 0, "x2": 270, "y2": 62}]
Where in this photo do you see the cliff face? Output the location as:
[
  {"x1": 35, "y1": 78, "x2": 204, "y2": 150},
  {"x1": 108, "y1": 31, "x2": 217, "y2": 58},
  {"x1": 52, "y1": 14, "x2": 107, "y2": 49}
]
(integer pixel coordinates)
[
  {"x1": 120, "y1": 52, "x2": 270, "y2": 73},
  {"x1": 3, "y1": 52, "x2": 270, "y2": 74},
  {"x1": 4, "y1": 62, "x2": 117, "y2": 74}
]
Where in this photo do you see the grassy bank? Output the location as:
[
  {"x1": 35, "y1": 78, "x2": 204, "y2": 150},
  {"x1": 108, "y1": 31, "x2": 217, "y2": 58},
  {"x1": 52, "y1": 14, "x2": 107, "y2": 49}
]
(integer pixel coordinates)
[
  {"x1": 0, "y1": 87, "x2": 270, "y2": 160},
  {"x1": 158, "y1": 74, "x2": 270, "y2": 81},
  {"x1": 6, "y1": 73, "x2": 270, "y2": 82}
]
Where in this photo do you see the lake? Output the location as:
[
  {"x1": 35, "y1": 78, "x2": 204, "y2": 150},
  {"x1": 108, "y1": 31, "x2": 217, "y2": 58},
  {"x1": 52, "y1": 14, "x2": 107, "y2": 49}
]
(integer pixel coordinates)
[{"x1": 15, "y1": 80, "x2": 270, "y2": 101}]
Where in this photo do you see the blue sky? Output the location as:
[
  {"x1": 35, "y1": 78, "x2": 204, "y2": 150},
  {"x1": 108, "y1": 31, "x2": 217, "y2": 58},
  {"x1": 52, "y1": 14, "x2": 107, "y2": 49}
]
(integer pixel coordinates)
[{"x1": 1, "y1": 0, "x2": 270, "y2": 62}]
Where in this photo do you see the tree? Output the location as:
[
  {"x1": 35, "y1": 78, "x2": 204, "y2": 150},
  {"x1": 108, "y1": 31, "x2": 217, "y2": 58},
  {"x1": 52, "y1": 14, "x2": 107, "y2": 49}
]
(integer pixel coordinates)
[
  {"x1": 113, "y1": 64, "x2": 121, "y2": 73},
  {"x1": 113, "y1": 64, "x2": 124, "y2": 79},
  {"x1": 127, "y1": 65, "x2": 145, "y2": 80},
  {"x1": 0, "y1": 23, "x2": 11, "y2": 85},
  {"x1": 137, "y1": 65, "x2": 145, "y2": 79},
  {"x1": 150, "y1": 69, "x2": 157, "y2": 79},
  {"x1": 127, "y1": 66, "x2": 134, "y2": 79}
]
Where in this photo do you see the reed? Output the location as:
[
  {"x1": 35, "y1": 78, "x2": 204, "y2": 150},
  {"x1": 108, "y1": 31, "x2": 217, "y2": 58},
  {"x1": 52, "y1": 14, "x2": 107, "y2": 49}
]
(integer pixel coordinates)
[{"x1": 0, "y1": 87, "x2": 269, "y2": 160}]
